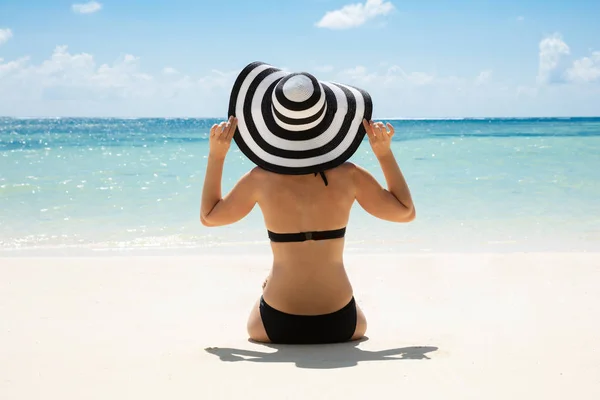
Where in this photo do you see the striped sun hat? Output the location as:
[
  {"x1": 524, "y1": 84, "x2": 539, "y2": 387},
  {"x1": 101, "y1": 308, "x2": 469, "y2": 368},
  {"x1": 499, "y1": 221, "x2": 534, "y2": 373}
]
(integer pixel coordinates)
[{"x1": 228, "y1": 61, "x2": 373, "y2": 175}]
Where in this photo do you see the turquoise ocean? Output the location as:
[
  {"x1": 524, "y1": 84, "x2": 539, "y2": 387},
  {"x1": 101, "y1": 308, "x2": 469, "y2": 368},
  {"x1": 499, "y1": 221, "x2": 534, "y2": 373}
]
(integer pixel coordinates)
[{"x1": 1, "y1": 117, "x2": 599, "y2": 255}]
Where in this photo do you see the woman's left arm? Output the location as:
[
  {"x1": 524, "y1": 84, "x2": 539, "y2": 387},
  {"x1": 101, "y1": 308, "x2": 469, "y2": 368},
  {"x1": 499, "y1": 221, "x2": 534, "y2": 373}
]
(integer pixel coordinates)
[{"x1": 200, "y1": 117, "x2": 259, "y2": 227}]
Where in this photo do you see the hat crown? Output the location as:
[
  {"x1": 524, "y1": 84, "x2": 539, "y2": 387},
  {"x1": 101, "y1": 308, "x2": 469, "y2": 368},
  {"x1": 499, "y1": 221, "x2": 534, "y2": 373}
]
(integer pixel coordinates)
[{"x1": 280, "y1": 74, "x2": 315, "y2": 103}]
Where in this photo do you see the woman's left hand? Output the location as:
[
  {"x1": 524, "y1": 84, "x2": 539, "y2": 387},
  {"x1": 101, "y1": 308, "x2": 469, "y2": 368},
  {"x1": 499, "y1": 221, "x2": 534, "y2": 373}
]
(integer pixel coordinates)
[{"x1": 209, "y1": 116, "x2": 237, "y2": 159}]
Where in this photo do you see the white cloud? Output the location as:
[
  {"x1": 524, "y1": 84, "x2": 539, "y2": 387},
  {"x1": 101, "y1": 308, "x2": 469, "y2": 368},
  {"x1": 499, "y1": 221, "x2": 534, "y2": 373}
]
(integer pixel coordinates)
[
  {"x1": 401, "y1": 71, "x2": 435, "y2": 85},
  {"x1": 316, "y1": 0, "x2": 394, "y2": 30},
  {"x1": 162, "y1": 67, "x2": 179, "y2": 75},
  {"x1": 197, "y1": 69, "x2": 237, "y2": 90},
  {"x1": 0, "y1": 46, "x2": 239, "y2": 117},
  {"x1": 340, "y1": 65, "x2": 377, "y2": 82},
  {"x1": 2, "y1": 42, "x2": 600, "y2": 118},
  {"x1": 342, "y1": 65, "x2": 436, "y2": 86},
  {"x1": 0, "y1": 56, "x2": 30, "y2": 77},
  {"x1": 36, "y1": 45, "x2": 95, "y2": 77},
  {"x1": 517, "y1": 85, "x2": 538, "y2": 98},
  {"x1": 0, "y1": 28, "x2": 13, "y2": 45},
  {"x1": 72, "y1": 1, "x2": 102, "y2": 14},
  {"x1": 517, "y1": 16, "x2": 525, "y2": 22},
  {"x1": 537, "y1": 33, "x2": 570, "y2": 84},
  {"x1": 475, "y1": 70, "x2": 493, "y2": 85},
  {"x1": 536, "y1": 34, "x2": 600, "y2": 85},
  {"x1": 565, "y1": 52, "x2": 600, "y2": 83}
]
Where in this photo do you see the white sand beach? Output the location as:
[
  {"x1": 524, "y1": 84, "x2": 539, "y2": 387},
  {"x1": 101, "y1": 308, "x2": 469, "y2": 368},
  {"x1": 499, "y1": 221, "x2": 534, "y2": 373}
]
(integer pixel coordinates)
[{"x1": 1, "y1": 253, "x2": 600, "y2": 399}]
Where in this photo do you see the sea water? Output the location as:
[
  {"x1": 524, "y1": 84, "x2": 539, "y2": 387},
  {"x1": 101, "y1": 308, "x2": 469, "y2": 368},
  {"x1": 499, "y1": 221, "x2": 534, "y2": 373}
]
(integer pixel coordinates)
[{"x1": 1, "y1": 117, "x2": 599, "y2": 255}]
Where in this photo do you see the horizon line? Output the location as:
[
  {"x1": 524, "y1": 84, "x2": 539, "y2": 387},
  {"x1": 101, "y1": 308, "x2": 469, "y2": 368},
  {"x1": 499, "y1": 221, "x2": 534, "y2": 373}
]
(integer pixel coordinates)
[{"x1": 2, "y1": 115, "x2": 600, "y2": 120}]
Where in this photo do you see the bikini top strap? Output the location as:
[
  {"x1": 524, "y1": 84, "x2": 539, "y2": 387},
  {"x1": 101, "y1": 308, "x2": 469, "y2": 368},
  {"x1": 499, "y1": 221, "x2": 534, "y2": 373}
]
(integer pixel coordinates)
[{"x1": 314, "y1": 171, "x2": 328, "y2": 186}]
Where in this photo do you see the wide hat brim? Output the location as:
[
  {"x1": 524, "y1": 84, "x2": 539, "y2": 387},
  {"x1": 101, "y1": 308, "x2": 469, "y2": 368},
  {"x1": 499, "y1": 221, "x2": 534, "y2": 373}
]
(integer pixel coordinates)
[{"x1": 228, "y1": 61, "x2": 373, "y2": 175}]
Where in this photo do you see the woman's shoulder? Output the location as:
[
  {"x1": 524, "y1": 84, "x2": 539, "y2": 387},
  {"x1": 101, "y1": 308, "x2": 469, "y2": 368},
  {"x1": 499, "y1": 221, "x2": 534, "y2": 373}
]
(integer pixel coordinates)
[
  {"x1": 248, "y1": 166, "x2": 267, "y2": 177},
  {"x1": 340, "y1": 161, "x2": 362, "y2": 171},
  {"x1": 332, "y1": 162, "x2": 362, "y2": 178}
]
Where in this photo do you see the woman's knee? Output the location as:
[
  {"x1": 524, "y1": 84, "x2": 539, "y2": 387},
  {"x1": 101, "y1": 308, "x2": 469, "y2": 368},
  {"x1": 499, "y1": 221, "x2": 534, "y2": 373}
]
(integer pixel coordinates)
[
  {"x1": 247, "y1": 299, "x2": 270, "y2": 343},
  {"x1": 247, "y1": 321, "x2": 270, "y2": 343},
  {"x1": 352, "y1": 304, "x2": 367, "y2": 340}
]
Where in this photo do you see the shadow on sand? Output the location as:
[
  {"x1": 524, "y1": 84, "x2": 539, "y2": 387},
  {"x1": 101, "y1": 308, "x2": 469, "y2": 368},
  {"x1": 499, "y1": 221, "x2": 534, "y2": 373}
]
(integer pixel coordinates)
[{"x1": 205, "y1": 338, "x2": 439, "y2": 369}]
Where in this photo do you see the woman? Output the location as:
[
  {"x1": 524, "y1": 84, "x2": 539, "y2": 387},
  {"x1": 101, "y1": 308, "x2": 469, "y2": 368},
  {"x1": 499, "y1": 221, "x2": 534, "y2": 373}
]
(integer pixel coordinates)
[{"x1": 201, "y1": 62, "x2": 415, "y2": 344}]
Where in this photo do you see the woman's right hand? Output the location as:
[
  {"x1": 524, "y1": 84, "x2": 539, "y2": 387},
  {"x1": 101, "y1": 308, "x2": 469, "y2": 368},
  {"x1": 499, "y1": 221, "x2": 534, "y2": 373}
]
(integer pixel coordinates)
[
  {"x1": 209, "y1": 116, "x2": 237, "y2": 160},
  {"x1": 363, "y1": 119, "x2": 395, "y2": 159}
]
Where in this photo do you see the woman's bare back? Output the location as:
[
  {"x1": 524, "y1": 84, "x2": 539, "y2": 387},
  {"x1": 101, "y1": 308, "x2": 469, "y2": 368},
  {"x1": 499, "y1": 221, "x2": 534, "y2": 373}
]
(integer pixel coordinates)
[{"x1": 254, "y1": 163, "x2": 357, "y2": 315}]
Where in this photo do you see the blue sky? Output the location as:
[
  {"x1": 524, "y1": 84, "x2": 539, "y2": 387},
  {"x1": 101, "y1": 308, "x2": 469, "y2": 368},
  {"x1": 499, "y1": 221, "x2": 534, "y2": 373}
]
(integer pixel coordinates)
[{"x1": 1, "y1": 0, "x2": 599, "y2": 117}]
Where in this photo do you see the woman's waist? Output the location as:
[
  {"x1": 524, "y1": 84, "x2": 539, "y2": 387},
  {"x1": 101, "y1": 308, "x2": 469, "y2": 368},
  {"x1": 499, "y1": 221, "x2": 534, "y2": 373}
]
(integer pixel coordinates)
[
  {"x1": 262, "y1": 267, "x2": 353, "y2": 314},
  {"x1": 270, "y1": 241, "x2": 345, "y2": 265}
]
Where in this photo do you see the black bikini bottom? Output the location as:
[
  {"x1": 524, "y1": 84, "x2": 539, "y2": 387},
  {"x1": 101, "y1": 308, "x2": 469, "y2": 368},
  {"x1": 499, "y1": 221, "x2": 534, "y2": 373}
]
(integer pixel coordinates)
[{"x1": 259, "y1": 296, "x2": 357, "y2": 344}]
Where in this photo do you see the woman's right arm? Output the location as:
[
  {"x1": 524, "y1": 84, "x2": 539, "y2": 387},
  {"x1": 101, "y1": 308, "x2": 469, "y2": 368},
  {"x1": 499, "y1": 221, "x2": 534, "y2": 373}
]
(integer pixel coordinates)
[{"x1": 353, "y1": 120, "x2": 415, "y2": 223}]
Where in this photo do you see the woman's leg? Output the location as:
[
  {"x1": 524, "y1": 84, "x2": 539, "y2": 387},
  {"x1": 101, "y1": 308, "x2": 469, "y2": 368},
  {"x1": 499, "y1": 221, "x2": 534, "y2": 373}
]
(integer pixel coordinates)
[
  {"x1": 246, "y1": 298, "x2": 270, "y2": 343},
  {"x1": 351, "y1": 302, "x2": 367, "y2": 340}
]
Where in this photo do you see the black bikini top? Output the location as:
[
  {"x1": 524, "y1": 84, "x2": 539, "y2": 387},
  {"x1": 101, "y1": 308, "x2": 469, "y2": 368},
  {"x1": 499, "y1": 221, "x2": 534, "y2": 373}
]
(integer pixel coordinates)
[
  {"x1": 268, "y1": 227, "x2": 346, "y2": 243},
  {"x1": 267, "y1": 170, "x2": 344, "y2": 243}
]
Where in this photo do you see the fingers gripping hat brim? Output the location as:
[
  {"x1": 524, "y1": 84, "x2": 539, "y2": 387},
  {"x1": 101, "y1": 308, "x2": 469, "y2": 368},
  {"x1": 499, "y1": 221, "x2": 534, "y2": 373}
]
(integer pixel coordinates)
[{"x1": 228, "y1": 61, "x2": 373, "y2": 175}]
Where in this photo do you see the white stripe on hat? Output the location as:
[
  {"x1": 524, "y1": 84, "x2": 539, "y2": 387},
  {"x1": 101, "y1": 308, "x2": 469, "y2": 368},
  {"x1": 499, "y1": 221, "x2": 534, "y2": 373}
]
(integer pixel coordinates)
[
  {"x1": 272, "y1": 104, "x2": 328, "y2": 132},
  {"x1": 271, "y1": 85, "x2": 326, "y2": 120}
]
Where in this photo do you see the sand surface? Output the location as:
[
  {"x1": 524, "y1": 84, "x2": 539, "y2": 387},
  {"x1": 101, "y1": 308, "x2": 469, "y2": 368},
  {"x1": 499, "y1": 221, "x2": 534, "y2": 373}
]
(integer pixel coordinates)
[{"x1": 1, "y1": 253, "x2": 600, "y2": 399}]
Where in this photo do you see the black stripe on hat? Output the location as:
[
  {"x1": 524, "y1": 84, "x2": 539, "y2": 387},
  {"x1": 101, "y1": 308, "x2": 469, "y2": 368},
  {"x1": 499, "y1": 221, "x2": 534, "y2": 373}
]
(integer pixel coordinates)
[
  {"x1": 242, "y1": 68, "x2": 349, "y2": 159},
  {"x1": 272, "y1": 101, "x2": 326, "y2": 126},
  {"x1": 274, "y1": 73, "x2": 322, "y2": 112},
  {"x1": 293, "y1": 83, "x2": 372, "y2": 174},
  {"x1": 262, "y1": 80, "x2": 337, "y2": 141},
  {"x1": 228, "y1": 61, "x2": 272, "y2": 118},
  {"x1": 242, "y1": 79, "x2": 357, "y2": 160}
]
